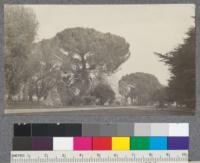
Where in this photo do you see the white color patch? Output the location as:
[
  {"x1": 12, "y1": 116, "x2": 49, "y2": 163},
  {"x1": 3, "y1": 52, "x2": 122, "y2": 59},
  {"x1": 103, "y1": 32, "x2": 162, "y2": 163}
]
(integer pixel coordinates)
[
  {"x1": 53, "y1": 137, "x2": 73, "y2": 151},
  {"x1": 169, "y1": 123, "x2": 189, "y2": 136}
]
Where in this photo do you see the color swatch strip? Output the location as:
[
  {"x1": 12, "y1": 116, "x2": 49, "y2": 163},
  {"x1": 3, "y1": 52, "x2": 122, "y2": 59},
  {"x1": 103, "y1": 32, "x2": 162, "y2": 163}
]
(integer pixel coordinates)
[
  {"x1": 14, "y1": 123, "x2": 189, "y2": 137},
  {"x1": 13, "y1": 123, "x2": 189, "y2": 151},
  {"x1": 13, "y1": 136, "x2": 189, "y2": 151}
]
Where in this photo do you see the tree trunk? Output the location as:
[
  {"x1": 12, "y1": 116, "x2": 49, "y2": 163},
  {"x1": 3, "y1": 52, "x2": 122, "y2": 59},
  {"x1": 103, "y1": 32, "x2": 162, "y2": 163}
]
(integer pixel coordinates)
[
  {"x1": 80, "y1": 54, "x2": 90, "y2": 95},
  {"x1": 125, "y1": 96, "x2": 128, "y2": 105},
  {"x1": 80, "y1": 54, "x2": 88, "y2": 80},
  {"x1": 29, "y1": 93, "x2": 33, "y2": 102},
  {"x1": 100, "y1": 98, "x2": 104, "y2": 105},
  {"x1": 28, "y1": 86, "x2": 33, "y2": 102},
  {"x1": 7, "y1": 93, "x2": 13, "y2": 102},
  {"x1": 131, "y1": 97, "x2": 134, "y2": 105}
]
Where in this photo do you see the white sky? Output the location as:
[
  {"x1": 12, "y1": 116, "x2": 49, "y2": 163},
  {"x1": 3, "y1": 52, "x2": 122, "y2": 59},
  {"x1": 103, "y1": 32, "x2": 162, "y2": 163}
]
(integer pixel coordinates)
[{"x1": 24, "y1": 4, "x2": 195, "y2": 86}]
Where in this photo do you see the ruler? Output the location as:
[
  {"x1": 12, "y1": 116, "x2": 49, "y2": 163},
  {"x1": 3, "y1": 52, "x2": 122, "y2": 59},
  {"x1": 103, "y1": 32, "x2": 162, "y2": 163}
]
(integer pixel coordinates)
[{"x1": 11, "y1": 150, "x2": 188, "y2": 163}]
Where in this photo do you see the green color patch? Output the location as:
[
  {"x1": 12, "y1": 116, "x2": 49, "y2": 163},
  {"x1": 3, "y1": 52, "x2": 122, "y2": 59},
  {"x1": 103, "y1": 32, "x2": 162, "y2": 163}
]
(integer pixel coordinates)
[{"x1": 130, "y1": 137, "x2": 150, "y2": 150}]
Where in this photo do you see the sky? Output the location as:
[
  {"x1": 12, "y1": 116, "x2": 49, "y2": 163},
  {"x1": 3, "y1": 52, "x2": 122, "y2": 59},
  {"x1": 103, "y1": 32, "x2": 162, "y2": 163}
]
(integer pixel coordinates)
[{"x1": 23, "y1": 4, "x2": 195, "y2": 87}]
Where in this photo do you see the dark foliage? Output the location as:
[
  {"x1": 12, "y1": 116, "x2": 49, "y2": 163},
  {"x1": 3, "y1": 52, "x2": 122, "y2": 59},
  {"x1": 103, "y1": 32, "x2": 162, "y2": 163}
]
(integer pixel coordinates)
[
  {"x1": 155, "y1": 27, "x2": 195, "y2": 108},
  {"x1": 92, "y1": 83, "x2": 115, "y2": 105}
]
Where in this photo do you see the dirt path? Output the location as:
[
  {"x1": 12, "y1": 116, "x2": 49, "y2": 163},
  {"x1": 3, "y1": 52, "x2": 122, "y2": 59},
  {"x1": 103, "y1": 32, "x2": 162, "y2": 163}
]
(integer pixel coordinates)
[{"x1": 4, "y1": 106, "x2": 195, "y2": 116}]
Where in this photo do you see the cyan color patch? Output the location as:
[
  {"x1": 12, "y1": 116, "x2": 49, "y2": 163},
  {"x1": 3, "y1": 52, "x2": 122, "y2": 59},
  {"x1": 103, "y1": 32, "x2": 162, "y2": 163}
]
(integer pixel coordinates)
[{"x1": 150, "y1": 137, "x2": 167, "y2": 150}]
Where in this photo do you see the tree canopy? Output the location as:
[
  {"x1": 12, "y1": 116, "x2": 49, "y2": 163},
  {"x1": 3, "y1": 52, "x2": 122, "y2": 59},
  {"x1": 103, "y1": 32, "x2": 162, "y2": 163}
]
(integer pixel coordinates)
[
  {"x1": 26, "y1": 39, "x2": 61, "y2": 102},
  {"x1": 155, "y1": 27, "x2": 195, "y2": 108},
  {"x1": 56, "y1": 27, "x2": 130, "y2": 74},
  {"x1": 54, "y1": 27, "x2": 130, "y2": 97},
  {"x1": 23, "y1": 27, "x2": 130, "y2": 105},
  {"x1": 4, "y1": 5, "x2": 38, "y2": 100},
  {"x1": 119, "y1": 72, "x2": 162, "y2": 105}
]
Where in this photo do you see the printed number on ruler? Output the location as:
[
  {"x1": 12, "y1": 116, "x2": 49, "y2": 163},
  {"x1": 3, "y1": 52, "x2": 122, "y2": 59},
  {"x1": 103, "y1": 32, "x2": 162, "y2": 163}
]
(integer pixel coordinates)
[{"x1": 11, "y1": 150, "x2": 188, "y2": 163}]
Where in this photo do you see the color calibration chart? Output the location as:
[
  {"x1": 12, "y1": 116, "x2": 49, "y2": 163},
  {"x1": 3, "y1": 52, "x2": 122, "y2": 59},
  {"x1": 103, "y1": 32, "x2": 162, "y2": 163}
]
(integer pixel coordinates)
[{"x1": 11, "y1": 123, "x2": 189, "y2": 163}]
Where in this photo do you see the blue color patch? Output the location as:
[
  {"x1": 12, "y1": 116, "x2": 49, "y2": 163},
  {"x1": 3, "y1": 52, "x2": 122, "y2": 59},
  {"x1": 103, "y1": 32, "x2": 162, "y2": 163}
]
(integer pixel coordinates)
[{"x1": 150, "y1": 137, "x2": 167, "y2": 150}]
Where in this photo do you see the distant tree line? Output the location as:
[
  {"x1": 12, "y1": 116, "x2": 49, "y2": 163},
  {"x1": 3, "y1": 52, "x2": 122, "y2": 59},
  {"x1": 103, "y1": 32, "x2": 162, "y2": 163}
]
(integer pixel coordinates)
[{"x1": 119, "y1": 72, "x2": 162, "y2": 105}]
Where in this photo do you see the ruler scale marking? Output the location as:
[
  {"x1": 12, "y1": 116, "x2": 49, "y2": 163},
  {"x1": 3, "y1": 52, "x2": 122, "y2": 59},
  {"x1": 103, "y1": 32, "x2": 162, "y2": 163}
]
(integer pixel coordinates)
[{"x1": 11, "y1": 151, "x2": 188, "y2": 163}]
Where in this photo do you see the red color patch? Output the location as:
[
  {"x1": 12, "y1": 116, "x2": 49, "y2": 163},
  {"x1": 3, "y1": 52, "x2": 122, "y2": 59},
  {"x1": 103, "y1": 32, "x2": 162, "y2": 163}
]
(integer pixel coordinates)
[{"x1": 93, "y1": 137, "x2": 112, "y2": 150}]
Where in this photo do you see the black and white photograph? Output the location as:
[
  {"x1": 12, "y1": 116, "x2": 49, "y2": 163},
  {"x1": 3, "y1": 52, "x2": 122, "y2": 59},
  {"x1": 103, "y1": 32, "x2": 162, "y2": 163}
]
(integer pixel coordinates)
[{"x1": 4, "y1": 4, "x2": 196, "y2": 115}]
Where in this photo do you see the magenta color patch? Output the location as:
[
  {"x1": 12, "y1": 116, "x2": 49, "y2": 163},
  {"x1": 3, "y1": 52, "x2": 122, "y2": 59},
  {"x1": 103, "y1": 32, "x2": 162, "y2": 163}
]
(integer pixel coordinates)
[{"x1": 73, "y1": 137, "x2": 92, "y2": 150}]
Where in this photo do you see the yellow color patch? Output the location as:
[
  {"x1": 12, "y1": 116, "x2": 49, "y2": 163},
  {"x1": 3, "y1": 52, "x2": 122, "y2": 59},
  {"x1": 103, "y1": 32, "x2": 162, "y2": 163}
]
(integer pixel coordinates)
[{"x1": 112, "y1": 137, "x2": 130, "y2": 150}]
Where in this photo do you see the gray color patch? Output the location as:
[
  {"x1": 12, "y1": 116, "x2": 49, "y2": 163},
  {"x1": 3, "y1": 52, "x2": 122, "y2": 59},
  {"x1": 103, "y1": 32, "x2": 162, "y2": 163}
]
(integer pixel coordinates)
[
  {"x1": 150, "y1": 123, "x2": 169, "y2": 136},
  {"x1": 82, "y1": 123, "x2": 100, "y2": 136},
  {"x1": 134, "y1": 123, "x2": 151, "y2": 136},
  {"x1": 99, "y1": 123, "x2": 117, "y2": 136},
  {"x1": 117, "y1": 123, "x2": 134, "y2": 136}
]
